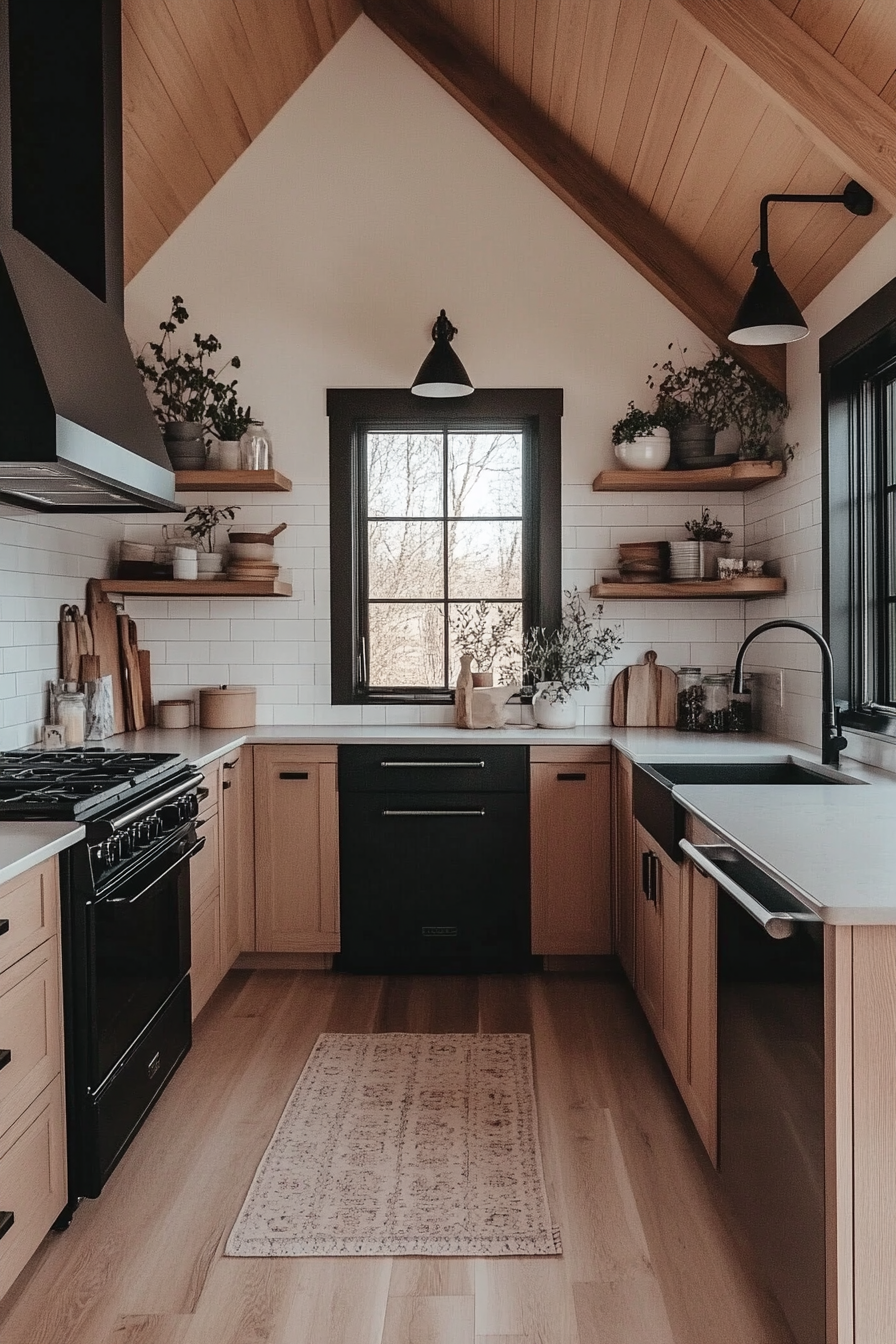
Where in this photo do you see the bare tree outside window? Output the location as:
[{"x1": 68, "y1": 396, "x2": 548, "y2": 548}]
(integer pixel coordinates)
[{"x1": 365, "y1": 430, "x2": 523, "y2": 689}]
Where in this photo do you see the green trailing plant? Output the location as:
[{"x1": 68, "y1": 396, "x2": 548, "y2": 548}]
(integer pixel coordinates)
[
  {"x1": 685, "y1": 507, "x2": 732, "y2": 543},
  {"x1": 449, "y1": 601, "x2": 519, "y2": 679},
  {"x1": 523, "y1": 591, "x2": 623, "y2": 704},
  {"x1": 134, "y1": 296, "x2": 244, "y2": 432},
  {"x1": 611, "y1": 401, "x2": 683, "y2": 446},
  {"x1": 647, "y1": 344, "x2": 795, "y2": 461},
  {"x1": 183, "y1": 505, "x2": 239, "y2": 553}
]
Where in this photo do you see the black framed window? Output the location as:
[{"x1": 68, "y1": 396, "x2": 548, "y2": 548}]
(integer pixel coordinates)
[
  {"x1": 328, "y1": 389, "x2": 561, "y2": 705},
  {"x1": 822, "y1": 275, "x2": 896, "y2": 736}
]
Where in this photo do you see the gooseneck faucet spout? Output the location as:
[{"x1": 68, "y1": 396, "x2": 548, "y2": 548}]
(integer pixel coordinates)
[{"x1": 733, "y1": 619, "x2": 848, "y2": 768}]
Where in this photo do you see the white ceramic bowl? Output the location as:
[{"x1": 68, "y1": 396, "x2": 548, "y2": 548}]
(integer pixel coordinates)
[
  {"x1": 613, "y1": 431, "x2": 671, "y2": 471},
  {"x1": 228, "y1": 541, "x2": 275, "y2": 561}
]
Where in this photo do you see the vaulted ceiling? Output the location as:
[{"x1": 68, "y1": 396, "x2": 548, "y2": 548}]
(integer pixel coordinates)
[{"x1": 122, "y1": 0, "x2": 896, "y2": 390}]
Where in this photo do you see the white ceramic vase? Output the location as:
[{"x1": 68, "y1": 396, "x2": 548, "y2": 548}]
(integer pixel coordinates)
[{"x1": 532, "y1": 682, "x2": 578, "y2": 729}]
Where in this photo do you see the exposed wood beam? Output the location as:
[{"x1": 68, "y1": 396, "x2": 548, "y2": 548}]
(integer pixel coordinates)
[
  {"x1": 361, "y1": 0, "x2": 786, "y2": 392},
  {"x1": 661, "y1": 0, "x2": 896, "y2": 217}
]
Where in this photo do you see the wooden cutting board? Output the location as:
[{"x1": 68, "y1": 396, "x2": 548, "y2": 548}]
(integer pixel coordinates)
[
  {"x1": 86, "y1": 579, "x2": 126, "y2": 734},
  {"x1": 118, "y1": 614, "x2": 146, "y2": 733},
  {"x1": 137, "y1": 648, "x2": 153, "y2": 727},
  {"x1": 611, "y1": 650, "x2": 677, "y2": 727},
  {"x1": 59, "y1": 606, "x2": 81, "y2": 682}
]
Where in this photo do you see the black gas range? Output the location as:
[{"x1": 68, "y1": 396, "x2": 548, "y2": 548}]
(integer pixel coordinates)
[{"x1": 0, "y1": 748, "x2": 205, "y2": 1222}]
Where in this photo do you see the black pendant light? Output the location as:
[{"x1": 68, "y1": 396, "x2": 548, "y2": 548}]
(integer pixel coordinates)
[
  {"x1": 730, "y1": 180, "x2": 874, "y2": 347},
  {"x1": 411, "y1": 310, "x2": 474, "y2": 397}
]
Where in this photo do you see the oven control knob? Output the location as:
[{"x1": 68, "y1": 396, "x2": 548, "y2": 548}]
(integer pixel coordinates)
[
  {"x1": 149, "y1": 812, "x2": 162, "y2": 840},
  {"x1": 158, "y1": 804, "x2": 180, "y2": 831},
  {"x1": 90, "y1": 844, "x2": 106, "y2": 876},
  {"x1": 118, "y1": 830, "x2": 133, "y2": 859},
  {"x1": 186, "y1": 792, "x2": 199, "y2": 819}
]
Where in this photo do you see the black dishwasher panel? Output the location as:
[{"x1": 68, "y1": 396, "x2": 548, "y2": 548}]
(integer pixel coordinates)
[
  {"x1": 338, "y1": 746, "x2": 533, "y2": 973},
  {"x1": 339, "y1": 744, "x2": 528, "y2": 794}
]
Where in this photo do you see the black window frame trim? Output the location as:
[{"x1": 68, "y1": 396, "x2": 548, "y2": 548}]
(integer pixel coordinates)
[
  {"x1": 821, "y1": 274, "x2": 896, "y2": 739},
  {"x1": 327, "y1": 387, "x2": 562, "y2": 706}
]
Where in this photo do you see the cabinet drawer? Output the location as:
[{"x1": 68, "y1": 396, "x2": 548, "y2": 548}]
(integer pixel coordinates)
[
  {"x1": 0, "y1": 1076, "x2": 66, "y2": 1301},
  {"x1": 339, "y1": 745, "x2": 528, "y2": 794},
  {"x1": 191, "y1": 811, "x2": 220, "y2": 913},
  {"x1": 0, "y1": 940, "x2": 61, "y2": 1140},
  {"x1": 0, "y1": 861, "x2": 58, "y2": 977}
]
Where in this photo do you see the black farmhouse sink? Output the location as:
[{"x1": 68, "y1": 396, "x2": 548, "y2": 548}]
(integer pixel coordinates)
[{"x1": 646, "y1": 759, "x2": 864, "y2": 788}]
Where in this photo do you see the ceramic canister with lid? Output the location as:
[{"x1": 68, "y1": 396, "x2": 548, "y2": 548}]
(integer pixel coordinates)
[{"x1": 199, "y1": 685, "x2": 256, "y2": 729}]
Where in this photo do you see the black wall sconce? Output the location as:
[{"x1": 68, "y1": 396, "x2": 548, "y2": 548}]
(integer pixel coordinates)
[
  {"x1": 729, "y1": 180, "x2": 874, "y2": 347},
  {"x1": 411, "y1": 310, "x2": 474, "y2": 397}
]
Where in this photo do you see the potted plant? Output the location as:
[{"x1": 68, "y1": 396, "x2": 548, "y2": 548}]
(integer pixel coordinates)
[
  {"x1": 450, "y1": 601, "x2": 519, "y2": 686},
  {"x1": 669, "y1": 507, "x2": 733, "y2": 580},
  {"x1": 208, "y1": 389, "x2": 252, "y2": 471},
  {"x1": 649, "y1": 345, "x2": 795, "y2": 464},
  {"x1": 611, "y1": 402, "x2": 679, "y2": 470},
  {"x1": 522, "y1": 592, "x2": 622, "y2": 728},
  {"x1": 183, "y1": 504, "x2": 239, "y2": 576},
  {"x1": 134, "y1": 296, "x2": 244, "y2": 470}
]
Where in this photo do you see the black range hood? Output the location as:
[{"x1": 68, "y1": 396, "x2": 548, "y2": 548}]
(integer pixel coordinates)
[{"x1": 0, "y1": 0, "x2": 176, "y2": 512}]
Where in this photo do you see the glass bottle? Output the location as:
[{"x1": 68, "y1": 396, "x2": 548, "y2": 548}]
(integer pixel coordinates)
[
  {"x1": 676, "y1": 667, "x2": 704, "y2": 731},
  {"x1": 239, "y1": 419, "x2": 273, "y2": 471},
  {"x1": 701, "y1": 673, "x2": 731, "y2": 733},
  {"x1": 56, "y1": 682, "x2": 86, "y2": 746},
  {"x1": 729, "y1": 672, "x2": 753, "y2": 733}
]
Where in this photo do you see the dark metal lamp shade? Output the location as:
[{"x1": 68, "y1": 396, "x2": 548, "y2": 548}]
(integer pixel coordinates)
[
  {"x1": 411, "y1": 310, "x2": 474, "y2": 397},
  {"x1": 729, "y1": 259, "x2": 809, "y2": 346}
]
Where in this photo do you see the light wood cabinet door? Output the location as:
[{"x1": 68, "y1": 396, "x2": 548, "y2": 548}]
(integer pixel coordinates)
[
  {"x1": 0, "y1": 861, "x2": 58, "y2": 977},
  {"x1": 190, "y1": 896, "x2": 220, "y2": 1022},
  {"x1": 530, "y1": 761, "x2": 612, "y2": 955},
  {"x1": 220, "y1": 748, "x2": 254, "y2": 968},
  {"x1": 613, "y1": 752, "x2": 636, "y2": 983},
  {"x1": 253, "y1": 746, "x2": 339, "y2": 954},
  {"x1": 0, "y1": 1077, "x2": 66, "y2": 1302},
  {"x1": 634, "y1": 821, "x2": 687, "y2": 1080},
  {"x1": 0, "y1": 940, "x2": 62, "y2": 1141},
  {"x1": 635, "y1": 821, "x2": 664, "y2": 1037},
  {"x1": 190, "y1": 808, "x2": 220, "y2": 914},
  {"x1": 682, "y1": 856, "x2": 717, "y2": 1161}
]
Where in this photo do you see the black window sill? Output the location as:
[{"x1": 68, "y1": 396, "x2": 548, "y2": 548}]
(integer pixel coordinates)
[{"x1": 841, "y1": 708, "x2": 896, "y2": 739}]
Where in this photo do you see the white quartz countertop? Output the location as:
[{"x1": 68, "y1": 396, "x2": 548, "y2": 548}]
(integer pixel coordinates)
[
  {"x1": 87, "y1": 722, "x2": 896, "y2": 924},
  {"x1": 0, "y1": 823, "x2": 84, "y2": 888}
]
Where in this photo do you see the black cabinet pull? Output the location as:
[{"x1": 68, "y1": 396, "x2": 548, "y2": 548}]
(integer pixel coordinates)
[
  {"x1": 0, "y1": 919, "x2": 8, "y2": 937},
  {"x1": 557, "y1": 772, "x2": 586, "y2": 781},
  {"x1": 0, "y1": 1211, "x2": 13, "y2": 1241},
  {"x1": 642, "y1": 851, "x2": 658, "y2": 904},
  {"x1": 223, "y1": 761, "x2": 238, "y2": 770},
  {"x1": 280, "y1": 772, "x2": 309, "y2": 780},
  {"x1": 0, "y1": 1049, "x2": 10, "y2": 1071},
  {"x1": 222, "y1": 780, "x2": 232, "y2": 790}
]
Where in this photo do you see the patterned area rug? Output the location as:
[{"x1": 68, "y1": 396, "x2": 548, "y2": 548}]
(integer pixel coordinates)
[{"x1": 226, "y1": 1032, "x2": 562, "y2": 1257}]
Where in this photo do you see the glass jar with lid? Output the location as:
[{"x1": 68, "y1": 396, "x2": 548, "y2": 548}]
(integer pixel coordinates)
[
  {"x1": 729, "y1": 672, "x2": 752, "y2": 733},
  {"x1": 240, "y1": 419, "x2": 273, "y2": 471},
  {"x1": 701, "y1": 673, "x2": 731, "y2": 732},
  {"x1": 676, "y1": 667, "x2": 704, "y2": 731},
  {"x1": 56, "y1": 682, "x2": 86, "y2": 746}
]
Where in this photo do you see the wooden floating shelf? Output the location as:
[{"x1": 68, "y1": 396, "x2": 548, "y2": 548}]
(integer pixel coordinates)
[
  {"x1": 174, "y1": 469, "x2": 292, "y2": 493},
  {"x1": 99, "y1": 579, "x2": 292, "y2": 597},
  {"x1": 592, "y1": 461, "x2": 784, "y2": 492},
  {"x1": 591, "y1": 577, "x2": 786, "y2": 600}
]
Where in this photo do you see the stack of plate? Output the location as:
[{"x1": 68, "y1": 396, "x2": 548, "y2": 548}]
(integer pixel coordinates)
[
  {"x1": 668, "y1": 541, "x2": 701, "y2": 581},
  {"x1": 227, "y1": 558, "x2": 280, "y2": 582}
]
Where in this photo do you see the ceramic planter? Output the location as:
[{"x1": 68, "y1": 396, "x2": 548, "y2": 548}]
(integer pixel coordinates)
[
  {"x1": 613, "y1": 429, "x2": 671, "y2": 471},
  {"x1": 163, "y1": 421, "x2": 206, "y2": 470},
  {"x1": 196, "y1": 552, "x2": 224, "y2": 577},
  {"x1": 672, "y1": 419, "x2": 715, "y2": 462},
  {"x1": 532, "y1": 682, "x2": 578, "y2": 728}
]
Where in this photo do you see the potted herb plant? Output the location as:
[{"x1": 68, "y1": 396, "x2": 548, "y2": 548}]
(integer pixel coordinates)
[
  {"x1": 183, "y1": 505, "x2": 239, "y2": 577},
  {"x1": 669, "y1": 507, "x2": 733, "y2": 580},
  {"x1": 208, "y1": 389, "x2": 252, "y2": 471},
  {"x1": 134, "y1": 297, "x2": 245, "y2": 470},
  {"x1": 611, "y1": 402, "x2": 679, "y2": 471},
  {"x1": 649, "y1": 345, "x2": 794, "y2": 465},
  {"x1": 449, "y1": 601, "x2": 519, "y2": 686},
  {"x1": 523, "y1": 592, "x2": 622, "y2": 728}
]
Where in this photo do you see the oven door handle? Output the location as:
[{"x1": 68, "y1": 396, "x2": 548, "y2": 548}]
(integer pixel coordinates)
[
  {"x1": 104, "y1": 772, "x2": 205, "y2": 834},
  {"x1": 679, "y1": 839, "x2": 817, "y2": 939},
  {"x1": 104, "y1": 836, "x2": 205, "y2": 904}
]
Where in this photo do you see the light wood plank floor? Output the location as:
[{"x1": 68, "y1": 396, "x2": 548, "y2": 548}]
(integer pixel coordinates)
[{"x1": 0, "y1": 969, "x2": 796, "y2": 1344}]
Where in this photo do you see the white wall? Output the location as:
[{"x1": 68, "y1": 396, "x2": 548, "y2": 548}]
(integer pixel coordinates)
[
  {"x1": 123, "y1": 15, "x2": 749, "y2": 727},
  {"x1": 744, "y1": 214, "x2": 896, "y2": 756}
]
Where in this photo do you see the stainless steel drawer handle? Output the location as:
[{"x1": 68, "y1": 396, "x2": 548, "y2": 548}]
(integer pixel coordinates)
[
  {"x1": 679, "y1": 839, "x2": 817, "y2": 939},
  {"x1": 382, "y1": 809, "x2": 486, "y2": 817},
  {"x1": 379, "y1": 760, "x2": 486, "y2": 769}
]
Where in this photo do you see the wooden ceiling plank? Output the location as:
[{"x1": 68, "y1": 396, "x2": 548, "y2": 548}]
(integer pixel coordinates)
[
  {"x1": 660, "y1": 0, "x2": 896, "y2": 214},
  {"x1": 610, "y1": 0, "x2": 678, "y2": 188},
  {"x1": 122, "y1": 17, "x2": 215, "y2": 215},
  {"x1": 123, "y1": 169, "x2": 170, "y2": 281},
  {"x1": 568, "y1": 0, "x2": 622, "y2": 156},
  {"x1": 789, "y1": 0, "x2": 863, "y2": 52},
  {"x1": 496, "y1": 0, "x2": 515, "y2": 81},
  {"x1": 162, "y1": 0, "x2": 272, "y2": 142},
  {"x1": 122, "y1": 121, "x2": 193, "y2": 241},
  {"x1": 591, "y1": 0, "x2": 651, "y2": 168},
  {"x1": 361, "y1": 0, "x2": 785, "y2": 390},
  {"x1": 529, "y1": 0, "x2": 561, "y2": 116},
  {"x1": 306, "y1": 0, "x2": 363, "y2": 48},
  {"x1": 793, "y1": 208, "x2": 886, "y2": 304},
  {"x1": 126, "y1": 1, "x2": 247, "y2": 182},
  {"x1": 831, "y1": 0, "x2": 896, "y2": 100},
  {"x1": 511, "y1": 0, "x2": 537, "y2": 99},
  {"x1": 628, "y1": 22, "x2": 707, "y2": 206},
  {"x1": 230, "y1": 0, "x2": 303, "y2": 113},
  {"x1": 663, "y1": 67, "x2": 767, "y2": 238},
  {"x1": 694, "y1": 107, "x2": 812, "y2": 274},
  {"x1": 548, "y1": 0, "x2": 592, "y2": 137},
  {"x1": 648, "y1": 46, "x2": 725, "y2": 218},
  {"x1": 160, "y1": 0, "x2": 252, "y2": 150}
]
